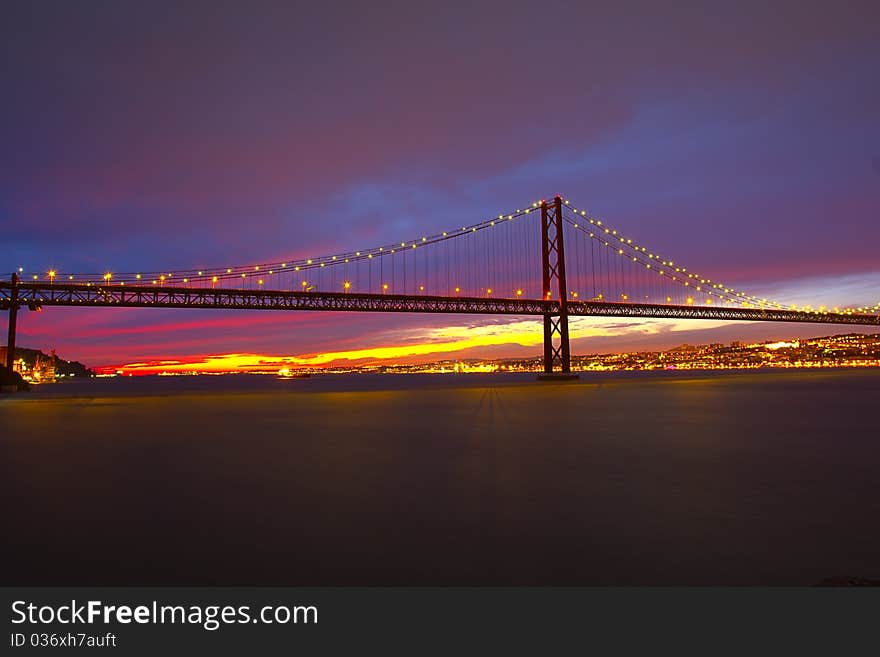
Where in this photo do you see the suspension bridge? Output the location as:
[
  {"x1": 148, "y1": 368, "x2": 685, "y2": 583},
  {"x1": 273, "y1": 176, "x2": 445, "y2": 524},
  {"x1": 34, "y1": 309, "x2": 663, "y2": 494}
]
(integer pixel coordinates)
[{"x1": 3, "y1": 196, "x2": 879, "y2": 377}]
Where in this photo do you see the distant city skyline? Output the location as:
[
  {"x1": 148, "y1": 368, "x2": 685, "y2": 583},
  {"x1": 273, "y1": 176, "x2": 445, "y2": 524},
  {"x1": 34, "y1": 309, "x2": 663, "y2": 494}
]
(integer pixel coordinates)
[{"x1": 56, "y1": 329, "x2": 880, "y2": 375}]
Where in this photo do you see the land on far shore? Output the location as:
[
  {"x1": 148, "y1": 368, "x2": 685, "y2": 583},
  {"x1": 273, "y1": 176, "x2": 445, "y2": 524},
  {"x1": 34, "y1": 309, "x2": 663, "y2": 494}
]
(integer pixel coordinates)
[
  {"x1": 90, "y1": 331, "x2": 880, "y2": 376},
  {"x1": 0, "y1": 346, "x2": 93, "y2": 386}
]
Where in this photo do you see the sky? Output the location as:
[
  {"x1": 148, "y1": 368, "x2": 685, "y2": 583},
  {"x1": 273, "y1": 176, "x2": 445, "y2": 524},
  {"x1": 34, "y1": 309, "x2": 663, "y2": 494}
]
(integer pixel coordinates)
[{"x1": 2, "y1": 1, "x2": 879, "y2": 372}]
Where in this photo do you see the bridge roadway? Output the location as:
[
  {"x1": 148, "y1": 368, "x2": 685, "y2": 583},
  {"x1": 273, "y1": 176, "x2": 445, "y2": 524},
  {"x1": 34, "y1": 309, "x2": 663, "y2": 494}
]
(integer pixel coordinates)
[{"x1": 2, "y1": 281, "x2": 879, "y2": 326}]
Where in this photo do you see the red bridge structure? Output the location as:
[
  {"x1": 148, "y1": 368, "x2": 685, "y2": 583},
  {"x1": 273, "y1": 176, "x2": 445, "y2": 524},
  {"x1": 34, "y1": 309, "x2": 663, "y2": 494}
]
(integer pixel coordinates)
[{"x1": 4, "y1": 196, "x2": 879, "y2": 378}]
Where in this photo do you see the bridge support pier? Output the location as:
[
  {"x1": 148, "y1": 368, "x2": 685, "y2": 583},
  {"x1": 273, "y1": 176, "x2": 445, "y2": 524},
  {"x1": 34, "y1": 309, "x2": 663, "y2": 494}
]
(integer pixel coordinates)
[
  {"x1": 3, "y1": 273, "x2": 19, "y2": 388},
  {"x1": 537, "y1": 196, "x2": 578, "y2": 380}
]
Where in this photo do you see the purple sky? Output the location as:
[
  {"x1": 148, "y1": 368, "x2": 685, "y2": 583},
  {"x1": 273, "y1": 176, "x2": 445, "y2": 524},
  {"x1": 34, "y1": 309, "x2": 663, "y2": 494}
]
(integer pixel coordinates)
[{"x1": 2, "y1": 1, "x2": 879, "y2": 368}]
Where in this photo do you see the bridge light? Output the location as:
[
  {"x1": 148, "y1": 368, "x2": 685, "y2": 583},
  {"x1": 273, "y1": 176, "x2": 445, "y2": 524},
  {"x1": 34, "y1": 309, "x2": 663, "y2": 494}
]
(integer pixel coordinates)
[
  {"x1": 136, "y1": 274, "x2": 142, "y2": 280},
  {"x1": 422, "y1": 237, "x2": 427, "y2": 241},
  {"x1": 454, "y1": 287, "x2": 460, "y2": 294},
  {"x1": 152, "y1": 280, "x2": 157, "y2": 285},
  {"x1": 667, "y1": 296, "x2": 672, "y2": 303},
  {"x1": 368, "y1": 253, "x2": 373, "y2": 258},
  {"x1": 383, "y1": 283, "x2": 389, "y2": 291},
  {"x1": 227, "y1": 268, "x2": 232, "y2": 273},
  {"x1": 257, "y1": 279, "x2": 263, "y2": 285},
  {"x1": 516, "y1": 289, "x2": 523, "y2": 296},
  {"x1": 412, "y1": 244, "x2": 416, "y2": 248},
  {"x1": 212, "y1": 276, "x2": 218, "y2": 286},
  {"x1": 69, "y1": 275, "x2": 74, "y2": 280},
  {"x1": 183, "y1": 278, "x2": 188, "y2": 283},
  {"x1": 198, "y1": 271, "x2": 203, "y2": 276},
  {"x1": 18, "y1": 267, "x2": 23, "y2": 272},
  {"x1": 33, "y1": 275, "x2": 38, "y2": 280},
  {"x1": 104, "y1": 272, "x2": 112, "y2": 281},
  {"x1": 320, "y1": 262, "x2": 325, "y2": 267},
  {"x1": 282, "y1": 263, "x2": 286, "y2": 267},
  {"x1": 705, "y1": 299, "x2": 711, "y2": 304},
  {"x1": 48, "y1": 270, "x2": 56, "y2": 280},
  {"x1": 269, "y1": 270, "x2": 273, "y2": 274},
  {"x1": 255, "y1": 266, "x2": 259, "y2": 271},
  {"x1": 686, "y1": 297, "x2": 694, "y2": 304},
  {"x1": 295, "y1": 266, "x2": 300, "y2": 271},
  {"x1": 572, "y1": 291, "x2": 578, "y2": 298},
  {"x1": 332, "y1": 256, "x2": 336, "y2": 260},
  {"x1": 344, "y1": 281, "x2": 351, "y2": 290},
  {"x1": 241, "y1": 273, "x2": 246, "y2": 278},
  {"x1": 302, "y1": 281, "x2": 308, "y2": 287},
  {"x1": 307, "y1": 259, "x2": 312, "y2": 264},
  {"x1": 442, "y1": 232, "x2": 447, "y2": 236}
]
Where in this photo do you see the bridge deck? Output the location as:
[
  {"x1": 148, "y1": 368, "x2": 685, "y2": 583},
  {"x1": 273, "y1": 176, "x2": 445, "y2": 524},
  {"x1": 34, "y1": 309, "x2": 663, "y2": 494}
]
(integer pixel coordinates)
[{"x1": 2, "y1": 282, "x2": 878, "y2": 326}]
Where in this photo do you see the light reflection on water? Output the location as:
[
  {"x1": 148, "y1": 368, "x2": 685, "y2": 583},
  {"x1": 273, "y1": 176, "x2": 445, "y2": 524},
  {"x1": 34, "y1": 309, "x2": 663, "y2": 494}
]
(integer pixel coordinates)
[{"x1": 2, "y1": 369, "x2": 879, "y2": 585}]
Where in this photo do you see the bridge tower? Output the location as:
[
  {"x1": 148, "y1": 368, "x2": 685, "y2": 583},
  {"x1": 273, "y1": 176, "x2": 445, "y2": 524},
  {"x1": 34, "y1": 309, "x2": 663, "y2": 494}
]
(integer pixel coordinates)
[
  {"x1": 538, "y1": 196, "x2": 576, "y2": 378},
  {"x1": 5, "y1": 273, "x2": 19, "y2": 375}
]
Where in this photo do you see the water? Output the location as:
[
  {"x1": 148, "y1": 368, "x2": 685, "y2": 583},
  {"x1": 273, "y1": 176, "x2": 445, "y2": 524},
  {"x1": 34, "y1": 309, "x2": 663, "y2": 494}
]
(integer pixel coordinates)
[{"x1": 2, "y1": 369, "x2": 879, "y2": 585}]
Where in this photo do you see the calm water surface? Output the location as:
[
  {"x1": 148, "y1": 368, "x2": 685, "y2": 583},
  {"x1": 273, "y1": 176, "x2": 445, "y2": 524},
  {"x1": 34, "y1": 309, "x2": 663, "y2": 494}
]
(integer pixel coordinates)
[{"x1": 2, "y1": 369, "x2": 878, "y2": 585}]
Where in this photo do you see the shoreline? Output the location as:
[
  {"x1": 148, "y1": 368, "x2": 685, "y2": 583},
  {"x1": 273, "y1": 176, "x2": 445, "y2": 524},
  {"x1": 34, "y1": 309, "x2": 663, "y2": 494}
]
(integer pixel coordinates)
[{"x1": 5, "y1": 366, "x2": 878, "y2": 401}]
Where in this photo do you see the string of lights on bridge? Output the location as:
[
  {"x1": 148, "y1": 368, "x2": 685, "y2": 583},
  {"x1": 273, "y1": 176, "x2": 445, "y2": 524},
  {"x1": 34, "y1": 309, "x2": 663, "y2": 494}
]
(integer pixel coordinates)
[
  {"x1": 562, "y1": 200, "x2": 783, "y2": 309},
  {"x1": 561, "y1": 199, "x2": 880, "y2": 317},
  {"x1": 14, "y1": 198, "x2": 880, "y2": 317},
  {"x1": 21, "y1": 204, "x2": 541, "y2": 289}
]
